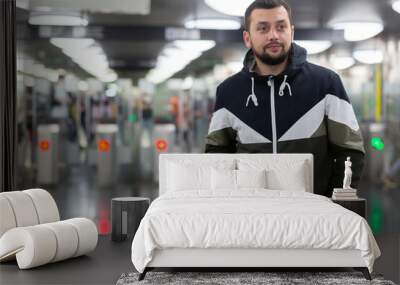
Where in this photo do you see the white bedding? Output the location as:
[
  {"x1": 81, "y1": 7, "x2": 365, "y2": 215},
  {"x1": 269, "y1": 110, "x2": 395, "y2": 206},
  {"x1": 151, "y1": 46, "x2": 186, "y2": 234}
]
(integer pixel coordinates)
[{"x1": 131, "y1": 190, "x2": 380, "y2": 273}]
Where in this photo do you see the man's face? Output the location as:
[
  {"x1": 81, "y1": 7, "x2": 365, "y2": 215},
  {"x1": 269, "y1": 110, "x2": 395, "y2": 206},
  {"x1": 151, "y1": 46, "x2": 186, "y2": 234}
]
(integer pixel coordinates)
[{"x1": 243, "y1": 6, "x2": 294, "y2": 66}]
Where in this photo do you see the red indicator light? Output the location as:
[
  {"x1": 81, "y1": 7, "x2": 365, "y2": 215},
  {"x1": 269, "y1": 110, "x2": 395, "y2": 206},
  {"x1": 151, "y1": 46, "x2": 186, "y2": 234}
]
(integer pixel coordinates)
[
  {"x1": 155, "y1": 139, "x2": 168, "y2": 151},
  {"x1": 98, "y1": 139, "x2": 110, "y2": 152},
  {"x1": 39, "y1": 140, "x2": 50, "y2": 151}
]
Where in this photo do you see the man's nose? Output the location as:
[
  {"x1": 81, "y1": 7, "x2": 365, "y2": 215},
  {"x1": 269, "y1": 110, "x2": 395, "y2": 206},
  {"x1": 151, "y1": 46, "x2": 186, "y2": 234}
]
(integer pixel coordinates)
[{"x1": 267, "y1": 28, "x2": 279, "y2": 40}]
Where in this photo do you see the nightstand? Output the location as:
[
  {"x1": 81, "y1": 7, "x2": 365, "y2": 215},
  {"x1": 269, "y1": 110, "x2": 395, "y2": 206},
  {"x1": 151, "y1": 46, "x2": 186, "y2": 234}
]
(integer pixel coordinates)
[
  {"x1": 331, "y1": 198, "x2": 366, "y2": 218},
  {"x1": 111, "y1": 197, "x2": 150, "y2": 242}
]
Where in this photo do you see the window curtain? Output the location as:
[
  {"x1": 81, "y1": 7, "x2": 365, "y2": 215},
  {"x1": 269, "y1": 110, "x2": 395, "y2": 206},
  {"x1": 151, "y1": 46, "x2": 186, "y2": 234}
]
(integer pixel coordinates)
[{"x1": 0, "y1": 0, "x2": 17, "y2": 192}]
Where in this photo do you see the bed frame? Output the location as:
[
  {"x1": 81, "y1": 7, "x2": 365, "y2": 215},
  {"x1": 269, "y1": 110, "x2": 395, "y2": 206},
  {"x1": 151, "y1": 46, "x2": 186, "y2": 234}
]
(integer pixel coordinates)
[{"x1": 139, "y1": 154, "x2": 371, "y2": 281}]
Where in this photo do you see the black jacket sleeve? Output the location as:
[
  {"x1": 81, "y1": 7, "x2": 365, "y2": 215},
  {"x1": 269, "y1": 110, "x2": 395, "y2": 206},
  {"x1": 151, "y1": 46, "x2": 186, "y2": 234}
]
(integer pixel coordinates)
[{"x1": 204, "y1": 86, "x2": 237, "y2": 153}]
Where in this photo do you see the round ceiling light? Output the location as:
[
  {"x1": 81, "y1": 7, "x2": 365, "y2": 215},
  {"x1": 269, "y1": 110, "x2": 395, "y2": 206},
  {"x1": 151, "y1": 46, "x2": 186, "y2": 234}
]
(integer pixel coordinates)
[
  {"x1": 330, "y1": 56, "x2": 355, "y2": 70},
  {"x1": 204, "y1": 0, "x2": 253, "y2": 16},
  {"x1": 295, "y1": 40, "x2": 332, "y2": 55},
  {"x1": 392, "y1": 0, "x2": 400, "y2": 14},
  {"x1": 332, "y1": 22, "x2": 383, "y2": 42},
  {"x1": 353, "y1": 49, "x2": 383, "y2": 64},
  {"x1": 173, "y1": 40, "x2": 216, "y2": 52}
]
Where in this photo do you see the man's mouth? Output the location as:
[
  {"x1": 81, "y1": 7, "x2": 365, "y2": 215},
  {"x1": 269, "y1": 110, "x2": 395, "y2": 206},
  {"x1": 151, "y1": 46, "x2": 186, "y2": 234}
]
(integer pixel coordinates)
[
  {"x1": 266, "y1": 43, "x2": 282, "y2": 49},
  {"x1": 265, "y1": 44, "x2": 282, "y2": 53}
]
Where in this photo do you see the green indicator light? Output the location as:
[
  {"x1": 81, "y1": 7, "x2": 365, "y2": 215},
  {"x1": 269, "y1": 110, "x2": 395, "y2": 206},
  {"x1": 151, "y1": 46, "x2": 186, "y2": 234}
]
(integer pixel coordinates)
[
  {"x1": 369, "y1": 197, "x2": 383, "y2": 234},
  {"x1": 371, "y1": 137, "x2": 384, "y2": 151},
  {"x1": 128, "y1": 114, "x2": 137, "y2": 122},
  {"x1": 370, "y1": 208, "x2": 383, "y2": 234}
]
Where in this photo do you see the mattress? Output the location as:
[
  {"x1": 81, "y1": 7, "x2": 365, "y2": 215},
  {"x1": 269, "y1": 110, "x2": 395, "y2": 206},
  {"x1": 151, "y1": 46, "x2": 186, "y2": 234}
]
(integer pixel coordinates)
[{"x1": 131, "y1": 189, "x2": 380, "y2": 273}]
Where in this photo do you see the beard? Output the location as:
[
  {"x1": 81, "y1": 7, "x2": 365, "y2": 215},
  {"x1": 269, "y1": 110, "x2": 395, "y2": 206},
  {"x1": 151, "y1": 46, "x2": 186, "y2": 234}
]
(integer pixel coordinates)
[{"x1": 253, "y1": 44, "x2": 290, "y2": 66}]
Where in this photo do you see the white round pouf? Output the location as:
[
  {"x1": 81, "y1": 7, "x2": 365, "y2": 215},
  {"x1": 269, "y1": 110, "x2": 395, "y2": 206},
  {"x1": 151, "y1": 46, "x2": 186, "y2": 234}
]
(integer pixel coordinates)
[
  {"x1": 0, "y1": 195, "x2": 17, "y2": 237},
  {"x1": 0, "y1": 192, "x2": 39, "y2": 227},
  {"x1": 42, "y1": 221, "x2": 79, "y2": 262},
  {"x1": 23, "y1": 189, "x2": 60, "y2": 223},
  {"x1": 0, "y1": 226, "x2": 57, "y2": 269},
  {"x1": 63, "y1": 218, "x2": 98, "y2": 257}
]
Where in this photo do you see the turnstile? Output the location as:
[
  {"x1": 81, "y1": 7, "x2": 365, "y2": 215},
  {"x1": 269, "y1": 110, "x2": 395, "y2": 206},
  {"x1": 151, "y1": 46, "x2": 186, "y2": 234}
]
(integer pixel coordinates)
[
  {"x1": 37, "y1": 124, "x2": 60, "y2": 184},
  {"x1": 96, "y1": 124, "x2": 118, "y2": 186},
  {"x1": 152, "y1": 123, "x2": 176, "y2": 182},
  {"x1": 361, "y1": 122, "x2": 385, "y2": 181}
]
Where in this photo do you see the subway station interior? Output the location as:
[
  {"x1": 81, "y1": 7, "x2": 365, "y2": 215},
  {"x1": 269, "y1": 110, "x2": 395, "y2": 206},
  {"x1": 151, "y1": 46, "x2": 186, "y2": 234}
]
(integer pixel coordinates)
[{"x1": 1, "y1": 0, "x2": 400, "y2": 284}]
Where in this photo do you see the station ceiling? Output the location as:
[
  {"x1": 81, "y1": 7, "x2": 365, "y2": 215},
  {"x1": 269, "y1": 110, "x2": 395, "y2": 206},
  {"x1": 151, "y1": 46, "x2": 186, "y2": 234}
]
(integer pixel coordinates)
[{"x1": 16, "y1": 0, "x2": 400, "y2": 83}]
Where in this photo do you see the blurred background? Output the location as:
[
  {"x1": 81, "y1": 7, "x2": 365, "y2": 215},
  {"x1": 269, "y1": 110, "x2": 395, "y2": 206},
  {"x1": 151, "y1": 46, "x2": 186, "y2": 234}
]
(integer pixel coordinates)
[{"x1": 13, "y1": 0, "x2": 400, "y2": 282}]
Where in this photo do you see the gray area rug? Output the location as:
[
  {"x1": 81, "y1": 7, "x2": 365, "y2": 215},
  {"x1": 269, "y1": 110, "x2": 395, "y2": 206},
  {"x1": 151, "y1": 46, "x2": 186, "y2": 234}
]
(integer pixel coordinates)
[{"x1": 116, "y1": 271, "x2": 396, "y2": 285}]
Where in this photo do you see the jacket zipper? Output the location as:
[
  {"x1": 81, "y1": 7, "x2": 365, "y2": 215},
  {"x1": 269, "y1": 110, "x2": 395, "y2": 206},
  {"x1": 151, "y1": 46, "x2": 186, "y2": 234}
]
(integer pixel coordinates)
[{"x1": 268, "y1": 78, "x2": 277, "y2": 153}]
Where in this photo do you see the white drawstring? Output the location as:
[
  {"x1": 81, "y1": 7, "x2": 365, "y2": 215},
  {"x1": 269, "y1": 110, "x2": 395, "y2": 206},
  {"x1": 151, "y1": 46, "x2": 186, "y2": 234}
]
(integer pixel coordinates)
[
  {"x1": 279, "y1": 75, "x2": 292, "y2": 96},
  {"x1": 246, "y1": 77, "x2": 259, "y2": 107},
  {"x1": 246, "y1": 75, "x2": 292, "y2": 108}
]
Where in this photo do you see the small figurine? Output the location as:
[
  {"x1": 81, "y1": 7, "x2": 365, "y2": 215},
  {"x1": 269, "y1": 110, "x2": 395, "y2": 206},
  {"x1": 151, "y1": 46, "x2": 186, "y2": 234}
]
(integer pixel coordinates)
[{"x1": 343, "y1": 157, "x2": 353, "y2": 189}]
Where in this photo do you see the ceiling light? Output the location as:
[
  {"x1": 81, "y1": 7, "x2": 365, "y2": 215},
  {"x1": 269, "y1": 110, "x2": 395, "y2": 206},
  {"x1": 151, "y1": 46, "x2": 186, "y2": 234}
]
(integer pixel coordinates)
[
  {"x1": 106, "y1": 88, "x2": 117, "y2": 97},
  {"x1": 162, "y1": 47, "x2": 182, "y2": 57},
  {"x1": 50, "y1": 37, "x2": 117, "y2": 82},
  {"x1": 161, "y1": 48, "x2": 201, "y2": 61},
  {"x1": 78, "y1": 81, "x2": 89, "y2": 92},
  {"x1": 106, "y1": 83, "x2": 119, "y2": 97},
  {"x1": 353, "y1": 50, "x2": 383, "y2": 64},
  {"x1": 205, "y1": 0, "x2": 253, "y2": 16},
  {"x1": 147, "y1": 40, "x2": 216, "y2": 84},
  {"x1": 173, "y1": 40, "x2": 216, "y2": 52},
  {"x1": 50, "y1": 38, "x2": 95, "y2": 50},
  {"x1": 393, "y1": 0, "x2": 400, "y2": 13},
  {"x1": 330, "y1": 56, "x2": 355, "y2": 70},
  {"x1": 332, "y1": 22, "x2": 383, "y2": 42},
  {"x1": 16, "y1": 0, "x2": 30, "y2": 10},
  {"x1": 29, "y1": 11, "x2": 88, "y2": 26},
  {"x1": 295, "y1": 40, "x2": 332, "y2": 55},
  {"x1": 182, "y1": 77, "x2": 194, "y2": 90},
  {"x1": 100, "y1": 71, "x2": 118, "y2": 83},
  {"x1": 184, "y1": 18, "x2": 241, "y2": 30}
]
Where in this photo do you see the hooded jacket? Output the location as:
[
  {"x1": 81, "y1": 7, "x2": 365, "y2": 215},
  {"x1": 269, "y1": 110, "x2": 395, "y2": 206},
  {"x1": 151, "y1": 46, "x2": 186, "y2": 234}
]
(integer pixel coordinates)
[{"x1": 205, "y1": 43, "x2": 365, "y2": 197}]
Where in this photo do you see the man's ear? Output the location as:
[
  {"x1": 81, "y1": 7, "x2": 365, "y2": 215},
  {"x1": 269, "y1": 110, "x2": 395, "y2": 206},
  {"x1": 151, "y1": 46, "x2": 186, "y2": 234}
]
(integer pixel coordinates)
[
  {"x1": 243, "y1": 30, "x2": 252, "y2": 49},
  {"x1": 291, "y1": 25, "x2": 295, "y2": 42}
]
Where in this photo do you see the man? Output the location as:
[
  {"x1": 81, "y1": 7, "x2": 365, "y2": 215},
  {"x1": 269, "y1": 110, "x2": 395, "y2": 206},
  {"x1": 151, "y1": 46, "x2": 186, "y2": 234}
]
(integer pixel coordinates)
[{"x1": 204, "y1": 0, "x2": 365, "y2": 197}]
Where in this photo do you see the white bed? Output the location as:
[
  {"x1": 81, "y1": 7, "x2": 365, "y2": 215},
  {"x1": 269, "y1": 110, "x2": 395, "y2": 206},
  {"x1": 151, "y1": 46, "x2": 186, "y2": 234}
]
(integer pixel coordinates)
[{"x1": 131, "y1": 154, "x2": 380, "y2": 280}]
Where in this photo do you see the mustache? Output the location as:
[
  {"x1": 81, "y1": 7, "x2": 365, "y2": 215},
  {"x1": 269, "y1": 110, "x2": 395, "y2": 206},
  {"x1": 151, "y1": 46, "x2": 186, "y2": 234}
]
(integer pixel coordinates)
[{"x1": 265, "y1": 42, "x2": 283, "y2": 48}]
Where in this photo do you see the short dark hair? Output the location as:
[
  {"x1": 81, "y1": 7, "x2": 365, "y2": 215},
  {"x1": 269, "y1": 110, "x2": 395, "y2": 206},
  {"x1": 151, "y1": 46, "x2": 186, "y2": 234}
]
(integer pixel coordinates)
[{"x1": 244, "y1": 0, "x2": 293, "y2": 31}]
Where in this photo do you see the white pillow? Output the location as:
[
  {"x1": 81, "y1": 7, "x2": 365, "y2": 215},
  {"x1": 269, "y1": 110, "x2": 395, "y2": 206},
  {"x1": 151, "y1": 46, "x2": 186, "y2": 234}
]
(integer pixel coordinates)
[
  {"x1": 236, "y1": 169, "x2": 267, "y2": 189},
  {"x1": 167, "y1": 160, "x2": 235, "y2": 191},
  {"x1": 266, "y1": 167, "x2": 307, "y2": 191},
  {"x1": 211, "y1": 168, "x2": 236, "y2": 190},
  {"x1": 211, "y1": 168, "x2": 267, "y2": 190},
  {"x1": 237, "y1": 159, "x2": 308, "y2": 191}
]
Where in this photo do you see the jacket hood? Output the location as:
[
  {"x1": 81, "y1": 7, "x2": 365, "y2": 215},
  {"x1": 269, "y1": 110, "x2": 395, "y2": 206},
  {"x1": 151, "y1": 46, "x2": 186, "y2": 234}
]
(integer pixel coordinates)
[{"x1": 242, "y1": 42, "x2": 307, "y2": 79}]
